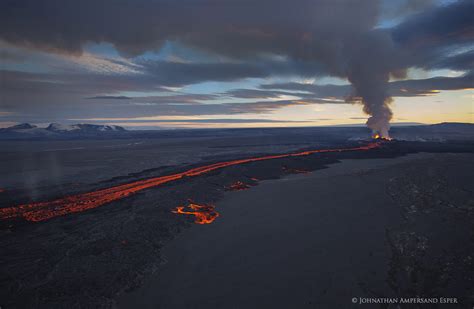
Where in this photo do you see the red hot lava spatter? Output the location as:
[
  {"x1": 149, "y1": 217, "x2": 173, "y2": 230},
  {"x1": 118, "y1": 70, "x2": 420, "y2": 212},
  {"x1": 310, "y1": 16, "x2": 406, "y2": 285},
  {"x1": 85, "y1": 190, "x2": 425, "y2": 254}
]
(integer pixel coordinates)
[
  {"x1": 172, "y1": 202, "x2": 219, "y2": 224},
  {"x1": 0, "y1": 142, "x2": 380, "y2": 222},
  {"x1": 226, "y1": 181, "x2": 251, "y2": 191}
]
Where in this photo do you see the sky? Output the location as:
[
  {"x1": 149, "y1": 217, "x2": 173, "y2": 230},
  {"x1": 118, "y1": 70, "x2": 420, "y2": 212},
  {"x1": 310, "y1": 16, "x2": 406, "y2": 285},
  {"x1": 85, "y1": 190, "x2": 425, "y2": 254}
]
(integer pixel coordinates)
[{"x1": 0, "y1": 0, "x2": 473, "y2": 129}]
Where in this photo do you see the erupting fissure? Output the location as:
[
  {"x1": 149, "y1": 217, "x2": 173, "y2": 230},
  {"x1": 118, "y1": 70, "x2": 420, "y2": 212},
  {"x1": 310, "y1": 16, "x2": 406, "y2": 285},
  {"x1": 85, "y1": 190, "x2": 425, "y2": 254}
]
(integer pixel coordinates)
[
  {"x1": 0, "y1": 142, "x2": 380, "y2": 222},
  {"x1": 372, "y1": 133, "x2": 392, "y2": 141}
]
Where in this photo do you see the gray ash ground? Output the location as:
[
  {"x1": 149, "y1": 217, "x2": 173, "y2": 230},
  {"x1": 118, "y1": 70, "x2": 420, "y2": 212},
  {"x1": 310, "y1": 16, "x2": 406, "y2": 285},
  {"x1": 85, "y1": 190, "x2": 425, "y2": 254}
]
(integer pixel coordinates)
[
  {"x1": 384, "y1": 155, "x2": 474, "y2": 305},
  {"x1": 0, "y1": 132, "x2": 473, "y2": 308}
]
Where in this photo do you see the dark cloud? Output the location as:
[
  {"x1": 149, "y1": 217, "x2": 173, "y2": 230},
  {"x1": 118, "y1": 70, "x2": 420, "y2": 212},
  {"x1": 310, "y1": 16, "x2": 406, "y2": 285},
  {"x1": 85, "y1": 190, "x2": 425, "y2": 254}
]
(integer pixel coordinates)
[
  {"x1": 0, "y1": 98, "x2": 314, "y2": 124},
  {"x1": 86, "y1": 94, "x2": 220, "y2": 105},
  {"x1": 0, "y1": 70, "x2": 163, "y2": 100},
  {"x1": 129, "y1": 94, "x2": 219, "y2": 104},
  {"x1": 421, "y1": 49, "x2": 474, "y2": 72},
  {"x1": 3, "y1": 66, "x2": 470, "y2": 125},
  {"x1": 138, "y1": 59, "x2": 326, "y2": 86},
  {"x1": 84, "y1": 118, "x2": 309, "y2": 124},
  {"x1": 141, "y1": 61, "x2": 268, "y2": 85},
  {"x1": 263, "y1": 72, "x2": 474, "y2": 98},
  {"x1": 87, "y1": 96, "x2": 132, "y2": 100},
  {"x1": 391, "y1": 0, "x2": 474, "y2": 72},
  {"x1": 392, "y1": 0, "x2": 474, "y2": 49},
  {"x1": 4, "y1": 0, "x2": 470, "y2": 78},
  {"x1": 0, "y1": 0, "x2": 378, "y2": 58},
  {"x1": 0, "y1": 69, "x2": 320, "y2": 122},
  {"x1": 389, "y1": 73, "x2": 474, "y2": 96},
  {"x1": 1, "y1": 57, "x2": 328, "y2": 103},
  {"x1": 0, "y1": 49, "x2": 26, "y2": 62}
]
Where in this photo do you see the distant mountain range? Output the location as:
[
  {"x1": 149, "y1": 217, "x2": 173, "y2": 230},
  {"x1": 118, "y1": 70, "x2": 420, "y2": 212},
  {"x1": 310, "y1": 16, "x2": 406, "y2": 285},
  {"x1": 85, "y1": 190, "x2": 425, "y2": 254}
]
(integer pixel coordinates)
[
  {"x1": 0, "y1": 122, "x2": 472, "y2": 140},
  {"x1": 46, "y1": 123, "x2": 126, "y2": 133},
  {"x1": 0, "y1": 123, "x2": 127, "y2": 139}
]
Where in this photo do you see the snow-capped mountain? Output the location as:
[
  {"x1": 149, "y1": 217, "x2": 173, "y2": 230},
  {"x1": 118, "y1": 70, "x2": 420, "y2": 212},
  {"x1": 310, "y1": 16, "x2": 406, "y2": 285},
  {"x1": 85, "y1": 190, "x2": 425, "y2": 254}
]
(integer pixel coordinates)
[
  {"x1": 5, "y1": 123, "x2": 38, "y2": 130},
  {"x1": 0, "y1": 123, "x2": 127, "y2": 139},
  {"x1": 46, "y1": 123, "x2": 126, "y2": 133},
  {"x1": 46, "y1": 123, "x2": 81, "y2": 132}
]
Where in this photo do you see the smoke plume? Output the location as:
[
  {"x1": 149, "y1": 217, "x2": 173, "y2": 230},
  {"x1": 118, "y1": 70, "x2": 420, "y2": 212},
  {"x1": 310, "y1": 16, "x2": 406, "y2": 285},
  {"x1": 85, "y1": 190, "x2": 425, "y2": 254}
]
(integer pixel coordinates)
[
  {"x1": 350, "y1": 73, "x2": 393, "y2": 138},
  {"x1": 343, "y1": 31, "x2": 403, "y2": 138}
]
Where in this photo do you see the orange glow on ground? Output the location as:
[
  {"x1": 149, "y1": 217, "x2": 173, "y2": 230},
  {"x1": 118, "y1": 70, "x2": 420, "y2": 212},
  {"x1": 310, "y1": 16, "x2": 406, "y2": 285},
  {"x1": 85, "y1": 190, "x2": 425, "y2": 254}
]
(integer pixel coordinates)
[
  {"x1": 0, "y1": 142, "x2": 380, "y2": 222},
  {"x1": 226, "y1": 181, "x2": 251, "y2": 191},
  {"x1": 172, "y1": 202, "x2": 219, "y2": 224},
  {"x1": 372, "y1": 133, "x2": 392, "y2": 141}
]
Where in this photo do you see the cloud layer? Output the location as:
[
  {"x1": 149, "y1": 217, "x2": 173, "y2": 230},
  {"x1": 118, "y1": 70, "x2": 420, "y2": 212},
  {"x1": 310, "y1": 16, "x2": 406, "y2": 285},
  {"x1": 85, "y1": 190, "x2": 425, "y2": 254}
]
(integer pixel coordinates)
[{"x1": 0, "y1": 0, "x2": 472, "y2": 127}]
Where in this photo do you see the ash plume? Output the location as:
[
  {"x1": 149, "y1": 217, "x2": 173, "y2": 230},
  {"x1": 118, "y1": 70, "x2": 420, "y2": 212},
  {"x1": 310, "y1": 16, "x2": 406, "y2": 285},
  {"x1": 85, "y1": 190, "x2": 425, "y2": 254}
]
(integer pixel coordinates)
[
  {"x1": 344, "y1": 32, "x2": 404, "y2": 138},
  {"x1": 350, "y1": 74, "x2": 393, "y2": 138}
]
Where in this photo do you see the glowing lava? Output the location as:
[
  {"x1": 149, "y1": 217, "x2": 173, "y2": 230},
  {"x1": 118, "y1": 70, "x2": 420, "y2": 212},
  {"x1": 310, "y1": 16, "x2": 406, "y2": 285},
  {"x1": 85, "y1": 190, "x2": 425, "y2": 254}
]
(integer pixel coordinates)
[
  {"x1": 172, "y1": 202, "x2": 219, "y2": 224},
  {"x1": 226, "y1": 181, "x2": 251, "y2": 191},
  {"x1": 0, "y1": 142, "x2": 380, "y2": 222},
  {"x1": 372, "y1": 133, "x2": 392, "y2": 141}
]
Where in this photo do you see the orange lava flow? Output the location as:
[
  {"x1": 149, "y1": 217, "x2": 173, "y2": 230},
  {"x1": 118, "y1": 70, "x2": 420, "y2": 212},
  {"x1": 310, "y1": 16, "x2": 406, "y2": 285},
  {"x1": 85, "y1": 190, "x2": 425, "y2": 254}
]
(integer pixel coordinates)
[
  {"x1": 0, "y1": 142, "x2": 380, "y2": 222},
  {"x1": 172, "y1": 202, "x2": 219, "y2": 224},
  {"x1": 226, "y1": 181, "x2": 251, "y2": 191}
]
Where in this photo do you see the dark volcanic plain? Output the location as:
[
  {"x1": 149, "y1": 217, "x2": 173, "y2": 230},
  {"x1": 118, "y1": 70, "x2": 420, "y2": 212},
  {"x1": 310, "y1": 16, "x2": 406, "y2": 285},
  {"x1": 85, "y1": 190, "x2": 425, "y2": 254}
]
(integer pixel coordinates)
[{"x1": 0, "y1": 125, "x2": 473, "y2": 308}]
